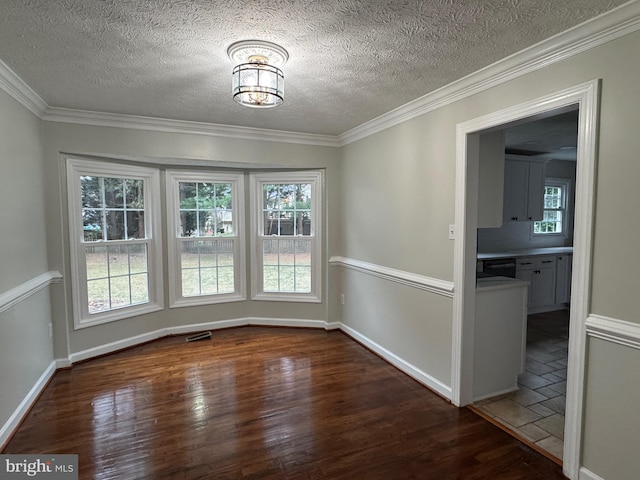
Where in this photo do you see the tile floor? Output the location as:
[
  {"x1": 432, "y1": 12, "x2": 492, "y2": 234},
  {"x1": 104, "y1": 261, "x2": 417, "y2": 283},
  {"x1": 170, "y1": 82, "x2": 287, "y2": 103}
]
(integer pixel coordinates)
[{"x1": 474, "y1": 309, "x2": 569, "y2": 461}]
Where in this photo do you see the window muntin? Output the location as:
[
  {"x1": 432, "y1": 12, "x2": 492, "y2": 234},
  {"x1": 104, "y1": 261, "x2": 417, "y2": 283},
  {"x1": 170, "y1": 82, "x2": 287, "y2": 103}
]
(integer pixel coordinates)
[
  {"x1": 166, "y1": 172, "x2": 245, "y2": 307},
  {"x1": 251, "y1": 172, "x2": 322, "y2": 302},
  {"x1": 533, "y1": 181, "x2": 568, "y2": 236},
  {"x1": 67, "y1": 159, "x2": 163, "y2": 328}
]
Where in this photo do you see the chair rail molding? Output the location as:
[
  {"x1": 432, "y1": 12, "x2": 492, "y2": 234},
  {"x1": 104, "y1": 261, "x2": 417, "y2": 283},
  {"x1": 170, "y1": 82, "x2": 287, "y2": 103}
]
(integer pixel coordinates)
[
  {"x1": 329, "y1": 256, "x2": 454, "y2": 298},
  {"x1": 0, "y1": 271, "x2": 63, "y2": 315},
  {"x1": 585, "y1": 314, "x2": 640, "y2": 350}
]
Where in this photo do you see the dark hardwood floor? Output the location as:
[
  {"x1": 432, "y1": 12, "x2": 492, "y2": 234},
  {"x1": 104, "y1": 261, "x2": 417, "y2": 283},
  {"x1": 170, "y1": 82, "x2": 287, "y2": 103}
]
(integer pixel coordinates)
[{"x1": 3, "y1": 327, "x2": 566, "y2": 479}]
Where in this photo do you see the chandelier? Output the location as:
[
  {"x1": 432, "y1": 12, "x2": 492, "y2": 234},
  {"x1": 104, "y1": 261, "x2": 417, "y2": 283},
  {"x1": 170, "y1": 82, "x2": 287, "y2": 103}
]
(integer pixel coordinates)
[{"x1": 227, "y1": 40, "x2": 288, "y2": 108}]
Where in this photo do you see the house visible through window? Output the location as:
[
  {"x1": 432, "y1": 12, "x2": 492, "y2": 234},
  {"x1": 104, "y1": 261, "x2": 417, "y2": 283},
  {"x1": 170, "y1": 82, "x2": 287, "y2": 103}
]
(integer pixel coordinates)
[{"x1": 533, "y1": 180, "x2": 568, "y2": 235}]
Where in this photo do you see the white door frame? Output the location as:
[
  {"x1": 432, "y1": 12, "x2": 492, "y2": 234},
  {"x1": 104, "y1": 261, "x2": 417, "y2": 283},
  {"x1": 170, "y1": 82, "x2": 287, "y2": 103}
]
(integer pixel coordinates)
[{"x1": 451, "y1": 79, "x2": 600, "y2": 479}]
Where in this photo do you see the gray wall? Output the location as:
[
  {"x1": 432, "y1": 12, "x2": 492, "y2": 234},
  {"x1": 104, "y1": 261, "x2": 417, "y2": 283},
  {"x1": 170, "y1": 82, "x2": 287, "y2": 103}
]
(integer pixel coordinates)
[
  {"x1": 0, "y1": 90, "x2": 54, "y2": 434},
  {"x1": 337, "y1": 29, "x2": 640, "y2": 480}
]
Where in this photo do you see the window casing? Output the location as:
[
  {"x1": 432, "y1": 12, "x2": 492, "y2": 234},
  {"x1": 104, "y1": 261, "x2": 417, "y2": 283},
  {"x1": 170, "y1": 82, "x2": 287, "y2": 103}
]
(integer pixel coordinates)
[
  {"x1": 533, "y1": 179, "x2": 569, "y2": 237},
  {"x1": 250, "y1": 171, "x2": 322, "y2": 302},
  {"x1": 67, "y1": 158, "x2": 163, "y2": 329},
  {"x1": 166, "y1": 171, "x2": 245, "y2": 307}
]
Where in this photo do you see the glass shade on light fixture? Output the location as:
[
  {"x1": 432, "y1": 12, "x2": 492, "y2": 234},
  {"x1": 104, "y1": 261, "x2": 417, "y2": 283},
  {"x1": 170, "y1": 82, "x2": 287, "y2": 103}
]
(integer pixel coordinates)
[
  {"x1": 231, "y1": 62, "x2": 284, "y2": 108},
  {"x1": 227, "y1": 40, "x2": 288, "y2": 108}
]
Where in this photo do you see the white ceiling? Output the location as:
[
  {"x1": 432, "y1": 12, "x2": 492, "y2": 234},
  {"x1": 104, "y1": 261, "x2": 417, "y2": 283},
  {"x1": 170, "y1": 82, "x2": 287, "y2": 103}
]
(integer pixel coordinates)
[{"x1": 0, "y1": 0, "x2": 628, "y2": 136}]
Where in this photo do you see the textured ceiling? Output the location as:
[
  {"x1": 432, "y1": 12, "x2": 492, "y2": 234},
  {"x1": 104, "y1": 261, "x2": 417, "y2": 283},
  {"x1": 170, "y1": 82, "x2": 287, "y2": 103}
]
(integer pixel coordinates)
[{"x1": 0, "y1": 0, "x2": 628, "y2": 136}]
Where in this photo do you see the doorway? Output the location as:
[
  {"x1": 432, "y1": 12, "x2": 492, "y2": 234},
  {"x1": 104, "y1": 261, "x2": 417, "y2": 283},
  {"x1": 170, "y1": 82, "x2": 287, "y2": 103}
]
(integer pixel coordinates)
[
  {"x1": 472, "y1": 110, "x2": 578, "y2": 461},
  {"x1": 451, "y1": 81, "x2": 600, "y2": 480}
]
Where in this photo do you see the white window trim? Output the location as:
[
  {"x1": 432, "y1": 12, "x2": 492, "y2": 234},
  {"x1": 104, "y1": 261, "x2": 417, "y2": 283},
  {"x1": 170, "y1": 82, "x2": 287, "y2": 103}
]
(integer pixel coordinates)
[
  {"x1": 165, "y1": 170, "x2": 246, "y2": 308},
  {"x1": 532, "y1": 177, "x2": 571, "y2": 239},
  {"x1": 66, "y1": 158, "x2": 164, "y2": 329},
  {"x1": 250, "y1": 171, "x2": 323, "y2": 303}
]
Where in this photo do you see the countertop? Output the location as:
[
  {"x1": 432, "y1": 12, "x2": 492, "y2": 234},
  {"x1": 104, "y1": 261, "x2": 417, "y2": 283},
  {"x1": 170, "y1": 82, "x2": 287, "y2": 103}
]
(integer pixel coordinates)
[{"x1": 477, "y1": 246, "x2": 573, "y2": 260}]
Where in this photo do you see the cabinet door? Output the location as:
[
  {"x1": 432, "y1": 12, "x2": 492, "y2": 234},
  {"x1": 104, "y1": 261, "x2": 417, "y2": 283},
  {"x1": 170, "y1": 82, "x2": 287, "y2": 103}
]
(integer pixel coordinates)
[
  {"x1": 503, "y1": 160, "x2": 528, "y2": 222},
  {"x1": 526, "y1": 161, "x2": 545, "y2": 221},
  {"x1": 555, "y1": 254, "x2": 572, "y2": 304},
  {"x1": 533, "y1": 267, "x2": 557, "y2": 307}
]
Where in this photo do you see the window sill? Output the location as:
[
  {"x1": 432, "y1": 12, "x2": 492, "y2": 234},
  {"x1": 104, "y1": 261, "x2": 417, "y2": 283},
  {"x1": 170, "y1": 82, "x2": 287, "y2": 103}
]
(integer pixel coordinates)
[
  {"x1": 251, "y1": 292, "x2": 322, "y2": 303},
  {"x1": 169, "y1": 293, "x2": 246, "y2": 308}
]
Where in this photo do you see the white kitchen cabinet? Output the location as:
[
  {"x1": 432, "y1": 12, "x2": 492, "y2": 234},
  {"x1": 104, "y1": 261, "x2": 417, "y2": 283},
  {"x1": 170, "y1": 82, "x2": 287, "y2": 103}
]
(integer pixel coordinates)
[
  {"x1": 555, "y1": 254, "x2": 573, "y2": 305},
  {"x1": 516, "y1": 255, "x2": 557, "y2": 312},
  {"x1": 503, "y1": 157, "x2": 546, "y2": 223}
]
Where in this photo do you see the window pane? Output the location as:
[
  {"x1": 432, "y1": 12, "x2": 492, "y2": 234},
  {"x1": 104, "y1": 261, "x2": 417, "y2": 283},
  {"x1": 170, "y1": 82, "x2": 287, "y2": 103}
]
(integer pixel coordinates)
[
  {"x1": 263, "y1": 265, "x2": 280, "y2": 292},
  {"x1": 262, "y1": 183, "x2": 312, "y2": 236},
  {"x1": 180, "y1": 211, "x2": 197, "y2": 237},
  {"x1": 218, "y1": 267, "x2": 234, "y2": 293},
  {"x1": 544, "y1": 186, "x2": 562, "y2": 209},
  {"x1": 104, "y1": 178, "x2": 124, "y2": 208},
  {"x1": 126, "y1": 211, "x2": 145, "y2": 239},
  {"x1": 85, "y1": 244, "x2": 150, "y2": 312},
  {"x1": 199, "y1": 241, "x2": 217, "y2": 267},
  {"x1": 278, "y1": 239, "x2": 295, "y2": 266},
  {"x1": 178, "y1": 182, "x2": 234, "y2": 238},
  {"x1": 125, "y1": 179, "x2": 144, "y2": 209},
  {"x1": 106, "y1": 211, "x2": 125, "y2": 240},
  {"x1": 263, "y1": 239, "x2": 279, "y2": 265},
  {"x1": 129, "y1": 244, "x2": 148, "y2": 274},
  {"x1": 179, "y1": 238, "x2": 235, "y2": 297},
  {"x1": 279, "y1": 266, "x2": 295, "y2": 291},
  {"x1": 200, "y1": 268, "x2": 218, "y2": 295},
  {"x1": 109, "y1": 276, "x2": 130, "y2": 308},
  {"x1": 199, "y1": 210, "x2": 215, "y2": 236},
  {"x1": 108, "y1": 246, "x2": 130, "y2": 276},
  {"x1": 86, "y1": 246, "x2": 108, "y2": 280},
  {"x1": 295, "y1": 266, "x2": 311, "y2": 292},
  {"x1": 81, "y1": 176, "x2": 101, "y2": 208},
  {"x1": 179, "y1": 182, "x2": 197, "y2": 209},
  {"x1": 182, "y1": 269, "x2": 200, "y2": 297},
  {"x1": 295, "y1": 239, "x2": 311, "y2": 266},
  {"x1": 87, "y1": 279, "x2": 110, "y2": 313},
  {"x1": 83, "y1": 210, "x2": 104, "y2": 242},
  {"x1": 130, "y1": 274, "x2": 149, "y2": 304}
]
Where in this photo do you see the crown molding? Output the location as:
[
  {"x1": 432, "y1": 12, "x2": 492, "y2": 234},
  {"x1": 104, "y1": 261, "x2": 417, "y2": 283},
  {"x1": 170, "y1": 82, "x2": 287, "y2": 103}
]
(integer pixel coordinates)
[
  {"x1": 0, "y1": 58, "x2": 48, "y2": 117},
  {"x1": 0, "y1": 1, "x2": 638, "y2": 148},
  {"x1": 337, "y1": 0, "x2": 640, "y2": 146},
  {"x1": 42, "y1": 107, "x2": 341, "y2": 147}
]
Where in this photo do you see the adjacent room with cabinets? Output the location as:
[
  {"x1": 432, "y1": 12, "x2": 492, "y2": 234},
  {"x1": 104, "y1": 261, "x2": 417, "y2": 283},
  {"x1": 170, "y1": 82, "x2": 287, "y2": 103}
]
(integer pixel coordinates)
[{"x1": 472, "y1": 109, "x2": 578, "y2": 460}]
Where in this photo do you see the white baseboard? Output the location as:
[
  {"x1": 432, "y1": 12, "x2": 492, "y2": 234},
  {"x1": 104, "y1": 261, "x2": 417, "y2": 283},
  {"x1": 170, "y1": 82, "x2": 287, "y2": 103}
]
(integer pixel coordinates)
[
  {"x1": 579, "y1": 467, "x2": 605, "y2": 480},
  {"x1": 0, "y1": 360, "x2": 58, "y2": 448},
  {"x1": 339, "y1": 322, "x2": 452, "y2": 400},
  {"x1": 69, "y1": 317, "x2": 334, "y2": 363}
]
